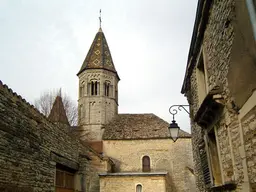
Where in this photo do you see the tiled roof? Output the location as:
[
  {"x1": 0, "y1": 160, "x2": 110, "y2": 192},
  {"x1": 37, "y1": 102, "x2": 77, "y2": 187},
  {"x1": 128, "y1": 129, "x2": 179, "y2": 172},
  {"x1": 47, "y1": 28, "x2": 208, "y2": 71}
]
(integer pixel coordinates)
[
  {"x1": 77, "y1": 28, "x2": 119, "y2": 79},
  {"x1": 48, "y1": 96, "x2": 69, "y2": 126},
  {"x1": 102, "y1": 114, "x2": 191, "y2": 140}
]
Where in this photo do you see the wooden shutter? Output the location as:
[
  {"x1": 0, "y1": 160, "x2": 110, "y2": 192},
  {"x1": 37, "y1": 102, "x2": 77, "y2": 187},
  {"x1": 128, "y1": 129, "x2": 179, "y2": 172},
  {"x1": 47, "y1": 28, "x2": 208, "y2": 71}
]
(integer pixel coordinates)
[
  {"x1": 56, "y1": 170, "x2": 65, "y2": 187},
  {"x1": 56, "y1": 169, "x2": 74, "y2": 191},
  {"x1": 199, "y1": 140, "x2": 211, "y2": 186},
  {"x1": 65, "y1": 173, "x2": 74, "y2": 189}
]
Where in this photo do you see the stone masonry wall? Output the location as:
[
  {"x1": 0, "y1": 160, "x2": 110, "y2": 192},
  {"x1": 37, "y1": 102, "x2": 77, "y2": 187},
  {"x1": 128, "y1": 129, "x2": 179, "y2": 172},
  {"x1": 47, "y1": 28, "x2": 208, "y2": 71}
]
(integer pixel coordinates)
[
  {"x1": 0, "y1": 82, "x2": 107, "y2": 192},
  {"x1": 100, "y1": 175, "x2": 167, "y2": 192},
  {"x1": 242, "y1": 105, "x2": 256, "y2": 191},
  {"x1": 188, "y1": 69, "x2": 207, "y2": 192},
  {"x1": 78, "y1": 69, "x2": 118, "y2": 141},
  {"x1": 202, "y1": 0, "x2": 247, "y2": 190},
  {"x1": 103, "y1": 139, "x2": 196, "y2": 192},
  {"x1": 186, "y1": 0, "x2": 256, "y2": 191}
]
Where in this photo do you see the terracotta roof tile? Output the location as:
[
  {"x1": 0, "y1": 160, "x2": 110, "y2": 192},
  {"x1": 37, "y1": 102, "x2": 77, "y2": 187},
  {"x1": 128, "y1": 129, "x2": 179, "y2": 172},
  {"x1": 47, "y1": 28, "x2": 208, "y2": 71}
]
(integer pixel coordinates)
[{"x1": 103, "y1": 114, "x2": 191, "y2": 140}]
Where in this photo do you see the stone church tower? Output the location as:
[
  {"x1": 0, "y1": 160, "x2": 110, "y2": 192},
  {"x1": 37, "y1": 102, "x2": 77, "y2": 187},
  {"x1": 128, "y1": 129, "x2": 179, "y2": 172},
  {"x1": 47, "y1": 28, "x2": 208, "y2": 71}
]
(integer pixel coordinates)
[{"x1": 77, "y1": 27, "x2": 119, "y2": 141}]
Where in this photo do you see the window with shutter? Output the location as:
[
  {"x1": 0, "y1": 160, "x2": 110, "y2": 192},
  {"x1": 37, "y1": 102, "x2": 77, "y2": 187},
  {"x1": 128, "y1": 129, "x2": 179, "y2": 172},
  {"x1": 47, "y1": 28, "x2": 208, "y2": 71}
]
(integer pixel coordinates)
[
  {"x1": 207, "y1": 128, "x2": 222, "y2": 186},
  {"x1": 199, "y1": 143, "x2": 211, "y2": 186},
  {"x1": 200, "y1": 125, "x2": 222, "y2": 188}
]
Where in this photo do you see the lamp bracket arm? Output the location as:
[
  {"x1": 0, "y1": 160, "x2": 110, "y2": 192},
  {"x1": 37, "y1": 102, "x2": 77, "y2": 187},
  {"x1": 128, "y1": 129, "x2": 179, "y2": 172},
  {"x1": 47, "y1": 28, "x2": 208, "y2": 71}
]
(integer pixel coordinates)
[{"x1": 169, "y1": 105, "x2": 190, "y2": 120}]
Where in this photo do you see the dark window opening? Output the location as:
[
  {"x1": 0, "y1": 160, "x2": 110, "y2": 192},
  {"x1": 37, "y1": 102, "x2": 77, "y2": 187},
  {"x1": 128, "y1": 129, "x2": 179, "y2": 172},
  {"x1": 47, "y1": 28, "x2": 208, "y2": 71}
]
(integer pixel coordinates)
[
  {"x1": 95, "y1": 82, "x2": 98, "y2": 95},
  {"x1": 142, "y1": 156, "x2": 150, "y2": 172},
  {"x1": 91, "y1": 82, "x2": 94, "y2": 95},
  {"x1": 104, "y1": 82, "x2": 110, "y2": 97},
  {"x1": 90, "y1": 81, "x2": 99, "y2": 96}
]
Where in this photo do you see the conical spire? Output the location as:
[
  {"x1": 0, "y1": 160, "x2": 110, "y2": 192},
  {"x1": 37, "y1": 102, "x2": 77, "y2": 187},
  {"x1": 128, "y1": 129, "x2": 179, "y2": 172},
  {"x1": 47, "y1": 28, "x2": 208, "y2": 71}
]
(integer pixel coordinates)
[
  {"x1": 48, "y1": 95, "x2": 70, "y2": 126},
  {"x1": 77, "y1": 29, "x2": 119, "y2": 78}
]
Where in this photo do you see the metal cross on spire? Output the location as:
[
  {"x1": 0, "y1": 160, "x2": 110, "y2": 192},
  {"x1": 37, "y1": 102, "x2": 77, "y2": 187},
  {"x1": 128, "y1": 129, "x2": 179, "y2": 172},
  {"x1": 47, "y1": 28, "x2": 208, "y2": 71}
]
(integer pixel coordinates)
[{"x1": 99, "y1": 9, "x2": 102, "y2": 29}]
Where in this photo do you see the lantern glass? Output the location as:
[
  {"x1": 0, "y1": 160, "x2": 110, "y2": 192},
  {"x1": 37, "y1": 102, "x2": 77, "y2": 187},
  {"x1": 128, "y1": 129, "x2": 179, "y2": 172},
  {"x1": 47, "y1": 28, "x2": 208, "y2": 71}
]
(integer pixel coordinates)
[{"x1": 168, "y1": 120, "x2": 180, "y2": 142}]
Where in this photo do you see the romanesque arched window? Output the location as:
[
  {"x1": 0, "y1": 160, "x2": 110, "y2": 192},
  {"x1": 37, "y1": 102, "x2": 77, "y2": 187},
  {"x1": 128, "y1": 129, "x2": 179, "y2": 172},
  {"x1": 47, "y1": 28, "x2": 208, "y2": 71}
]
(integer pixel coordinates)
[
  {"x1": 136, "y1": 184, "x2": 142, "y2": 192},
  {"x1": 142, "y1": 156, "x2": 150, "y2": 172},
  {"x1": 104, "y1": 81, "x2": 110, "y2": 96},
  {"x1": 89, "y1": 80, "x2": 99, "y2": 96}
]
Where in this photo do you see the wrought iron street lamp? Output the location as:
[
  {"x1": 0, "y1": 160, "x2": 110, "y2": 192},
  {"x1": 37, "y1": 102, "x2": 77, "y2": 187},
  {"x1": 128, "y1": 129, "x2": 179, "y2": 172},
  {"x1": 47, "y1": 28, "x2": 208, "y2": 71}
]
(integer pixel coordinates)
[{"x1": 168, "y1": 105, "x2": 190, "y2": 142}]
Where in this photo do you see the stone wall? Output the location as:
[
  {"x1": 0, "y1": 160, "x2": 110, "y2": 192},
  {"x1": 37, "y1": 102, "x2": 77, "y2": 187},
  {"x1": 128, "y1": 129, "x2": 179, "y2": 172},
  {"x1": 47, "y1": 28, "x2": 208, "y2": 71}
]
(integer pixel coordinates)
[
  {"x1": 78, "y1": 69, "x2": 118, "y2": 141},
  {"x1": 0, "y1": 82, "x2": 108, "y2": 192},
  {"x1": 188, "y1": 70, "x2": 207, "y2": 192},
  {"x1": 100, "y1": 175, "x2": 167, "y2": 192},
  {"x1": 240, "y1": 94, "x2": 256, "y2": 191},
  {"x1": 183, "y1": 0, "x2": 256, "y2": 191},
  {"x1": 103, "y1": 139, "x2": 196, "y2": 192}
]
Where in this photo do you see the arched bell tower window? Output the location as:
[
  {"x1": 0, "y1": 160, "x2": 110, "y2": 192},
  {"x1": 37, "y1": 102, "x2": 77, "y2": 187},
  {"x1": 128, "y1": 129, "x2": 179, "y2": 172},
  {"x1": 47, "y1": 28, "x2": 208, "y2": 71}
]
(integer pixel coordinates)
[
  {"x1": 142, "y1": 156, "x2": 150, "y2": 172},
  {"x1": 89, "y1": 80, "x2": 99, "y2": 96},
  {"x1": 104, "y1": 81, "x2": 110, "y2": 97}
]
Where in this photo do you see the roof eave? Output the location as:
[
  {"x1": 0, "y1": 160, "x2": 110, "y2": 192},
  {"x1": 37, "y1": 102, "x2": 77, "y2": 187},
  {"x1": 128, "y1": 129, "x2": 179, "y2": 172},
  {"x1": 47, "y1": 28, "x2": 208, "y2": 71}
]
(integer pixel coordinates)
[{"x1": 77, "y1": 68, "x2": 120, "y2": 81}]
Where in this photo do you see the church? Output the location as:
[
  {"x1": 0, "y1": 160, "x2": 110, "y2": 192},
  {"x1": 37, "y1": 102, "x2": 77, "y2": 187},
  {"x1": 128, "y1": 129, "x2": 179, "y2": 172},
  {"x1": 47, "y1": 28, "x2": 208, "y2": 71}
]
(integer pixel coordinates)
[
  {"x1": 0, "y1": 26, "x2": 195, "y2": 192},
  {"x1": 74, "y1": 26, "x2": 196, "y2": 192}
]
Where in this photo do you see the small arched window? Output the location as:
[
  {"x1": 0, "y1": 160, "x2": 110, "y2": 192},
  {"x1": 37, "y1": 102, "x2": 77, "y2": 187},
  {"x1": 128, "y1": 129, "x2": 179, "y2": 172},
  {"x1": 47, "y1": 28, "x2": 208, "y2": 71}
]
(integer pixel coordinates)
[
  {"x1": 136, "y1": 184, "x2": 142, "y2": 192},
  {"x1": 142, "y1": 156, "x2": 150, "y2": 172}
]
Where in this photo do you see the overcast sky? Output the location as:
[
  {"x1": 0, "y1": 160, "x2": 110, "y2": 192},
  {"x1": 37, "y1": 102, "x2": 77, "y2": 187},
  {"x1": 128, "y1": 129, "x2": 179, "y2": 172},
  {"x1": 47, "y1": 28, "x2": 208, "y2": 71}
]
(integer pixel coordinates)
[{"x1": 0, "y1": 0, "x2": 198, "y2": 133}]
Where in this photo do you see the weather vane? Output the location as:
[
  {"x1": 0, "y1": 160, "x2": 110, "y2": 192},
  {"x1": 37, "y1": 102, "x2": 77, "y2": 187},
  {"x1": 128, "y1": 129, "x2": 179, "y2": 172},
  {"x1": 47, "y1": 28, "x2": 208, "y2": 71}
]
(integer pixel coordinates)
[{"x1": 99, "y1": 9, "x2": 102, "y2": 28}]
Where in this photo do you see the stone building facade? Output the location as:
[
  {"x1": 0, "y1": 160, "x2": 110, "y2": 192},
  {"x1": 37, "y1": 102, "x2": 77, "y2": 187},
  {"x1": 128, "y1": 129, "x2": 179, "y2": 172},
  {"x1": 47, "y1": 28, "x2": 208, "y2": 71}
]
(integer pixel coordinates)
[
  {"x1": 182, "y1": 0, "x2": 256, "y2": 191},
  {"x1": 0, "y1": 26, "x2": 196, "y2": 191},
  {"x1": 76, "y1": 27, "x2": 196, "y2": 192},
  {"x1": 101, "y1": 114, "x2": 195, "y2": 192}
]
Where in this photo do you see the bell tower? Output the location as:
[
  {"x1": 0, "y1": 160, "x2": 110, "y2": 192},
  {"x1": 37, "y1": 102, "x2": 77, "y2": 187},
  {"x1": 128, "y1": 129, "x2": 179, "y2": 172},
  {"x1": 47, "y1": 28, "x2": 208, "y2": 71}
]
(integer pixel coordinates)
[{"x1": 77, "y1": 27, "x2": 119, "y2": 141}]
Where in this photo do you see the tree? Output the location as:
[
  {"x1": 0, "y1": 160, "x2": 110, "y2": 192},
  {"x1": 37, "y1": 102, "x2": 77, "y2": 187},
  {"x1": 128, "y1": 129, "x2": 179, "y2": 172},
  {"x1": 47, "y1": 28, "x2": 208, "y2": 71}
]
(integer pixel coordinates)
[{"x1": 34, "y1": 89, "x2": 78, "y2": 126}]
